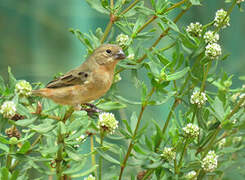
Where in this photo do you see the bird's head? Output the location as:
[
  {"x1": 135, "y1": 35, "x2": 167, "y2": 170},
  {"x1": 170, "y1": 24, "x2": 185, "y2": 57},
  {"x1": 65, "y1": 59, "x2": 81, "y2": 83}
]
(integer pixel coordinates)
[{"x1": 93, "y1": 44, "x2": 126, "y2": 65}]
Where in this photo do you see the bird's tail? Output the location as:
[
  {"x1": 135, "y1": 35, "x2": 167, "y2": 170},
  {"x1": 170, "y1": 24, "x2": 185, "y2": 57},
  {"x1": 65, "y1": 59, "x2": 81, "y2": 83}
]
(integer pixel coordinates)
[{"x1": 32, "y1": 89, "x2": 49, "y2": 97}]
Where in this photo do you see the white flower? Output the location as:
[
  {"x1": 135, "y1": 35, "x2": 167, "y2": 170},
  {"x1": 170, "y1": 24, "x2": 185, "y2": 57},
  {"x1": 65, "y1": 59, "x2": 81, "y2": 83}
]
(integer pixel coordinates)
[
  {"x1": 204, "y1": 31, "x2": 219, "y2": 44},
  {"x1": 186, "y1": 22, "x2": 203, "y2": 37},
  {"x1": 214, "y1": 9, "x2": 230, "y2": 29},
  {"x1": 15, "y1": 80, "x2": 32, "y2": 96},
  {"x1": 190, "y1": 90, "x2": 207, "y2": 107},
  {"x1": 161, "y1": 147, "x2": 176, "y2": 162},
  {"x1": 205, "y1": 43, "x2": 222, "y2": 59},
  {"x1": 0, "y1": 101, "x2": 16, "y2": 118},
  {"x1": 116, "y1": 33, "x2": 130, "y2": 47},
  {"x1": 98, "y1": 112, "x2": 118, "y2": 134},
  {"x1": 127, "y1": 53, "x2": 135, "y2": 60},
  {"x1": 232, "y1": 119, "x2": 238, "y2": 125},
  {"x1": 84, "y1": 174, "x2": 95, "y2": 180},
  {"x1": 218, "y1": 138, "x2": 226, "y2": 148},
  {"x1": 183, "y1": 123, "x2": 199, "y2": 139},
  {"x1": 201, "y1": 151, "x2": 218, "y2": 172},
  {"x1": 185, "y1": 171, "x2": 197, "y2": 179}
]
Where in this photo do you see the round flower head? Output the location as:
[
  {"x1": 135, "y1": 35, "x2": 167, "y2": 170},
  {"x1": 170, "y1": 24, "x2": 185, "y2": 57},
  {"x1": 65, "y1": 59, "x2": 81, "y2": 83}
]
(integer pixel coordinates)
[
  {"x1": 204, "y1": 31, "x2": 219, "y2": 44},
  {"x1": 161, "y1": 147, "x2": 176, "y2": 162},
  {"x1": 15, "y1": 80, "x2": 32, "y2": 96},
  {"x1": 98, "y1": 112, "x2": 118, "y2": 134},
  {"x1": 214, "y1": 9, "x2": 230, "y2": 29},
  {"x1": 201, "y1": 150, "x2": 218, "y2": 172},
  {"x1": 84, "y1": 174, "x2": 95, "y2": 180},
  {"x1": 0, "y1": 101, "x2": 16, "y2": 119},
  {"x1": 205, "y1": 43, "x2": 222, "y2": 59},
  {"x1": 183, "y1": 123, "x2": 199, "y2": 139},
  {"x1": 186, "y1": 22, "x2": 203, "y2": 37},
  {"x1": 116, "y1": 33, "x2": 130, "y2": 47},
  {"x1": 185, "y1": 171, "x2": 197, "y2": 180},
  {"x1": 190, "y1": 90, "x2": 207, "y2": 108}
]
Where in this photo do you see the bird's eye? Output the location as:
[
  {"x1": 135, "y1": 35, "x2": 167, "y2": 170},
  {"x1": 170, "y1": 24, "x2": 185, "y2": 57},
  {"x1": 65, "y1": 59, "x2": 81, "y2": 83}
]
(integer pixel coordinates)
[{"x1": 106, "y1": 49, "x2": 112, "y2": 54}]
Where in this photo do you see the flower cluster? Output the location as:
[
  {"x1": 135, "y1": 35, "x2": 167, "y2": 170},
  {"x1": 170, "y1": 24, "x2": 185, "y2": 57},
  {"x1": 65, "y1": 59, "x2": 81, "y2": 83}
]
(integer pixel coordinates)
[
  {"x1": 214, "y1": 9, "x2": 230, "y2": 29},
  {"x1": 116, "y1": 33, "x2": 130, "y2": 47},
  {"x1": 201, "y1": 151, "x2": 218, "y2": 172},
  {"x1": 98, "y1": 112, "x2": 118, "y2": 134},
  {"x1": 161, "y1": 147, "x2": 176, "y2": 162},
  {"x1": 186, "y1": 22, "x2": 203, "y2": 37},
  {"x1": 185, "y1": 171, "x2": 197, "y2": 180},
  {"x1": 0, "y1": 101, "x2": 16, "y2": 119},
  {"x1": 15, "y1": 80, "x2": 32, "y2": 97},
  {"x1": 204, "y1": 31, "x2": 219, "y2": 44},
  {"x1": 190, "y1": 90, "x2": 207, "y2": 107},
  {"x1": 205, "y1": 43, "x2": 222, "y2": 59},
  {"x1": 183, "y1": 123, "x2": 199, "y2": 139},
  {"x1": 84, "y1": 174, "x2": 95, "y2": 180}
]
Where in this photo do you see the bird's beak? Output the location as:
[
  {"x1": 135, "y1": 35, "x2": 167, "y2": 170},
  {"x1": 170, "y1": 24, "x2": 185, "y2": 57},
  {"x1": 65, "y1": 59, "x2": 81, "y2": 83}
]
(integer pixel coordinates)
[{"x1": 115, "y1": 50, "x2": 126, "y2": 60}]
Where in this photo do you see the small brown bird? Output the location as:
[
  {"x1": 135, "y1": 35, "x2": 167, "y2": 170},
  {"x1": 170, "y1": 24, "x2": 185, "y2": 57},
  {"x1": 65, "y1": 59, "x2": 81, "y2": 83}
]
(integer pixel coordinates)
[{"x1": 32, "y1": 44, "x2": 125, "y2": 109}]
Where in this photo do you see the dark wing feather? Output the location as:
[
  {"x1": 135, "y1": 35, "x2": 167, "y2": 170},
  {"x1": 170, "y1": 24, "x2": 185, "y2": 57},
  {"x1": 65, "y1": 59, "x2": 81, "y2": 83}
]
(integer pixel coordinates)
[{"x1": 46, "y1": 70, "x2": 90, "y2": 88}]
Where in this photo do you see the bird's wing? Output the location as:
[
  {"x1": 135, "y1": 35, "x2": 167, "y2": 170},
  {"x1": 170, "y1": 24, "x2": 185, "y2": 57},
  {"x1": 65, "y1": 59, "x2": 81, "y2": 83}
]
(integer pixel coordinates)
[{"x1": 46, "y1": 67, "x2": 91, "y2": 88}]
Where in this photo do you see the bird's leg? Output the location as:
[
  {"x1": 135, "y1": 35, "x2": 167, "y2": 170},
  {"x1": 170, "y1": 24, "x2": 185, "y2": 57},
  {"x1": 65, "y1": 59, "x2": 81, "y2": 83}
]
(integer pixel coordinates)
[{"x1": 80, "y1": 103, "x2": 103, "y2": 117}]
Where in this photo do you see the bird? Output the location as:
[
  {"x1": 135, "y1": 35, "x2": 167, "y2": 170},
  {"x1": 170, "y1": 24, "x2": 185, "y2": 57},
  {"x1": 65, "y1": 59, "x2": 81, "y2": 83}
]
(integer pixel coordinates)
[{"x1": 32, "y1": 44, "x2": 125, "y2": 110}]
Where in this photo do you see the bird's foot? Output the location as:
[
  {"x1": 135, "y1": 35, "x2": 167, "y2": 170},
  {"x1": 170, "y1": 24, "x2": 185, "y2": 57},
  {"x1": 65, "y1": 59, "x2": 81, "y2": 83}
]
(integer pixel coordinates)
[{"x1": 80, "y1": 103, "x2": 102, "y2": 117}]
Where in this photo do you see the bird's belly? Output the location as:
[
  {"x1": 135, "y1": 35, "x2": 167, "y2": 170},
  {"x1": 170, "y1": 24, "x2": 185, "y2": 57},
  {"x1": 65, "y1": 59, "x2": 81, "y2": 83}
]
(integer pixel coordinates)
[{"x1": 48, "y1": 80, "x2": 111, "y2": 105}]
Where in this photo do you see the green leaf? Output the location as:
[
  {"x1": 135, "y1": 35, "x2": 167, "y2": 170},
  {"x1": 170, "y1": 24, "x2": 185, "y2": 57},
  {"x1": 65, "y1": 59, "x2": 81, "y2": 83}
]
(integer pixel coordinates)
[
  {"x1": 63, "y1": 160, "x2": 86, "y2": 174},
  {"x1": 16, "y1": 104, "x2": 30, "y2": 118},
  {"x1": 115, "y1": 95, "x2": 141, "y2": 105},
  {"x1": 96, "y1": 149, "x2": 120, "y2": 165},
  {"x1": 0, "y1": 76, "x2": 5, "y2": 92},
  {"x1": 29, "y1": 123, "x2": 55, "y2": 134},
  {"x1": 85, "y1": 0, "x2": 109, "y2": 14},
  {"x1": 0, "y1": 143, "x2": 9, "y2": 152},
  {"x1": 122, "y1": 119, "x2": 133, "y2": 135},
  {"x1": 97, "y1": 101, "x2": 126, "y2": 111},
  {"x1": 18, "y1": 141, "x2": 31, "y2": 154},
  {"x1": 166, "y1": 67, "x2": 189, "y2": 81},
  {"x1": 0, "y1": 137, "x2": 10, "y2": 144},
  {"x1": 1, "y1": 167, "x2": 9, "y2": 180},
  {"x1": 10, "y1": 170, "x2": 19, "y2": 180},
  {"x1": 7, "y1": 67, "x2": 17, "y2": 90},
  {"x1": 71, "y1": 165, "x2": 97, "y2": 178},
  {"x1": 13, "y1": 118, "x2": 36, "y2": 127},
  {"x1": 190, "y1": 0, "x2": 201, "y2": 5},
  {"x1": 66, "y1": 149, "x2": 83, "y2": 161}
]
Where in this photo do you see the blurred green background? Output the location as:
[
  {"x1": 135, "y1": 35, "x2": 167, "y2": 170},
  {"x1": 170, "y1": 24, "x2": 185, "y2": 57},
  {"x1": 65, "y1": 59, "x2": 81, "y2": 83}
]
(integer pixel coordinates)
[
  {"x1": 0, "y1": 1, "x2": 244, "y2": 84},
  {"x1": 0, "y1": 0, "x2": 245, "y2": 179}
]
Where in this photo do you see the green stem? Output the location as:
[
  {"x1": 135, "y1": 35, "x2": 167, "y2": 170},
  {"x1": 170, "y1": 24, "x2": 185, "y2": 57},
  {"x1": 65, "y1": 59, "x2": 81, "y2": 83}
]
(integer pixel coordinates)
[
  {"x1": 119, "y1": 105, "x2": 146, "y2": 180},
  {"x1": 99, "y1": 130, "x2": 104, "y2": 180},
  {"x1": 6, "y1": 144, "x2": 14, "y2": 170},
  {"x1": 177, "y1": 140, "x2": 188, "y2": 174},
  {"x1": 100, "y1": 19, "x2": 114, "y2": 44},
  {"x1": 90, "y1": 135, "x2": 97, "y2": 179},
  {"x1": 200, "y1": 62, "x2": 212, "y2": 92},
  {"x1": 191, "y1": 105, "x2": 198, "y2": 123},
  {"x1": 120, "y1": 0, "x2": 140, "y2": 15},
  {"x1": 155, "y1": 99, "x2": 179, "y2": 151},
  {"x1": 56, "y1": 129, "x2": 64, "y2": 180}
]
